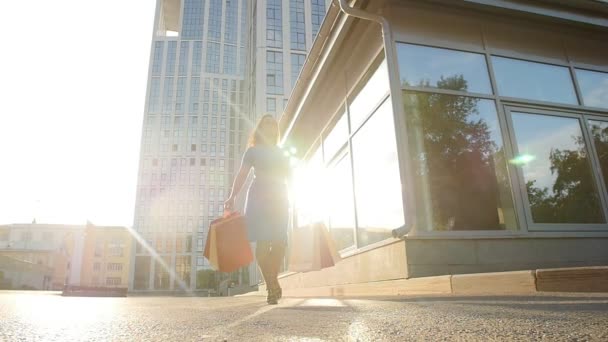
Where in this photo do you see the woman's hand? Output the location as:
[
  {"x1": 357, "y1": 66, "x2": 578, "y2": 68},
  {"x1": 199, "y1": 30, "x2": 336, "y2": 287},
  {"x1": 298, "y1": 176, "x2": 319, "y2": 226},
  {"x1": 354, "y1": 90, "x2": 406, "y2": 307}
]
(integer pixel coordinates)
[{"x1": 224, "y1": 196, "x2": 235, "y2": 211}]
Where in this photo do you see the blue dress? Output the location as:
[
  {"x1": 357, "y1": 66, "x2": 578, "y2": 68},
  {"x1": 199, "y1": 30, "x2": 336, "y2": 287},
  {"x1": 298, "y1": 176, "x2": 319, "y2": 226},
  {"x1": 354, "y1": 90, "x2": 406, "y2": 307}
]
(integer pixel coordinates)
[{"x1": 242, "y1": 145, "x2": 290, "y2": 242}]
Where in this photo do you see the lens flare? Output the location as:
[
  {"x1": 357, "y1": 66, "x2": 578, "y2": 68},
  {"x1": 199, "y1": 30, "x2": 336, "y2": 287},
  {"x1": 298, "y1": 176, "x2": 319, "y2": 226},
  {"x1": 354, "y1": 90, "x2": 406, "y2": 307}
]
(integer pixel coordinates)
[{"x1": 509, "y1": 154, "x2": 536, "y2": 165}]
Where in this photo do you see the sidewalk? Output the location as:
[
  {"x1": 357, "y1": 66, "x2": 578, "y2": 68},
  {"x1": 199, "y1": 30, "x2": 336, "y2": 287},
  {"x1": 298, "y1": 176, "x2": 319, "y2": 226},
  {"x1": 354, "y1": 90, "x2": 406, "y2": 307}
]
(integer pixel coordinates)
[{"x1": 248, "y1": 266, "x2": 608, "y2": 298}]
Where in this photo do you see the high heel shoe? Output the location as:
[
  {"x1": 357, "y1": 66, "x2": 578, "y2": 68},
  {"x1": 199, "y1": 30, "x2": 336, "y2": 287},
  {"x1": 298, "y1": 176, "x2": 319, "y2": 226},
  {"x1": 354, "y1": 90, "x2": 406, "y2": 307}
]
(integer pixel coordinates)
[{"x1": 266, "y1": 289, "x2": 278, "y2": 305}]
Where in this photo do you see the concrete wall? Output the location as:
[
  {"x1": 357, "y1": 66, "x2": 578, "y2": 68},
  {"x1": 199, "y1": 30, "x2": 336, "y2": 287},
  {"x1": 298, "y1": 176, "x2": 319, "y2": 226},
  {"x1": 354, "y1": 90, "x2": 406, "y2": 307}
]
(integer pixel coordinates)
[
  {"x1": 404, "y1": 237, "x2": 608, "y2": 278},
  {"x1": 278, "y1": 239, "x2": 407, "y2": 290}
]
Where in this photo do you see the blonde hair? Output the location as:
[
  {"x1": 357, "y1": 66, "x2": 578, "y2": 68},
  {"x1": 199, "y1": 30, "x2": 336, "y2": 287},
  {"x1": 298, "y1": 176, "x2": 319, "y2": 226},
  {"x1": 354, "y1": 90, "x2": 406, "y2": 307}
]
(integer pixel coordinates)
[{"x1": 248, "y1": 114, "x2": 279, "y2": 147}]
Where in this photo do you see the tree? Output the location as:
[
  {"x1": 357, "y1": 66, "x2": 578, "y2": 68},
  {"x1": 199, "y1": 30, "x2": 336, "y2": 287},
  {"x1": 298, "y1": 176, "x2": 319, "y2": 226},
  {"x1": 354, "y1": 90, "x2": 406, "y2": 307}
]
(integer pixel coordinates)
[
  {"x1": 406, "y1": 75, "x2": 504, "y2": 230},
  {"x1": 525, "y1": 135, "x2": 603, "y2": 223}
]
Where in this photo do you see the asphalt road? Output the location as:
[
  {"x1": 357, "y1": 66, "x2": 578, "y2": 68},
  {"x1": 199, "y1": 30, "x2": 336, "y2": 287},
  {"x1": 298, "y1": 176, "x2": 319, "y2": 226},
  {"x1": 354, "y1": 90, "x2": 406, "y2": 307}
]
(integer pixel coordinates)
[{"x1": 0, "y1": 291, "x2": 607, "y2": 341}]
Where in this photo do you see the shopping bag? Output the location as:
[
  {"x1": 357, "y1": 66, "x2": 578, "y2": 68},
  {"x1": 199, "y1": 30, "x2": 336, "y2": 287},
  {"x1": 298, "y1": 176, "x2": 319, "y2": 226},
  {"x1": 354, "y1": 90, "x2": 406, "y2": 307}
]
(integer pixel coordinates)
[
  {"x1": 203, "y1": 211, "x2": 253, "y2": 273},
  {"x1": 287, "y1": 222, "x2": 341, "y2": 272}
]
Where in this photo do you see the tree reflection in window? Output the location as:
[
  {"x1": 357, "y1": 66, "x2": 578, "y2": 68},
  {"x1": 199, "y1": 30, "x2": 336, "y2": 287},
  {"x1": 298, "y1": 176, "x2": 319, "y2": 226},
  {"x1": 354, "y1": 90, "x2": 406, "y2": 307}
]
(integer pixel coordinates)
[
  {"x1": 404, "y1": 75, "x2": 516, "y2": 230},
  {"x1": 512, "y1": 113, "x2": 605, "y2": 224},
  {"x1": 589, "y1": 120, "x2": 608, "y2": 189}
]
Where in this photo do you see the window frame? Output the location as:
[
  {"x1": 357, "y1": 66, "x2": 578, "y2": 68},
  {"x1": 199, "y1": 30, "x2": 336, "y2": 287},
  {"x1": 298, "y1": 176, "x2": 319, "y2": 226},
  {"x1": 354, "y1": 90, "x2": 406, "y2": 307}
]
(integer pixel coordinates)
[
  {"x1": 394, "y1": 38, "x2": 608, "y2": 236},
  {"x1": 503, "y1": 105, "x2": 608, "y2": 232}
]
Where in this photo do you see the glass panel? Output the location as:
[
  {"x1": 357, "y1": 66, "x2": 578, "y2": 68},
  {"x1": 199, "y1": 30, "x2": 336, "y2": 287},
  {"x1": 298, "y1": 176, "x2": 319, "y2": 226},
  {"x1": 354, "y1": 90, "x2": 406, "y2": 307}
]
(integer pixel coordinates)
[
  {"x1": 404, "y1": 92, "x2": 517, "y2": 231},
  {"x1": 349, "y1": 60, "x2": 389, "y2": 131},
  {"x1": 323, "y1": 111, "x2": 348, "y2": 163},
  {"x1": 294, "y1": 145, "x2": 326, "y2": 227},
  {"x1": 327, "y1": 153, "x2": 356, "y2": 251},
  {"x1": 352, "y1": 97, "x2": 404, "y2": 246},
  {"x1": 492, "y1": 57, "x2": 578, "y2": 104},
  {"x1": 588, "y1": 119, "x2": 608, "y2": 193},
  {"x1": 397, "y1": 44, "x2": 492, "y2": 94},
  {"x1": 576, "y1": 69, "x2": 608, "y2": 109},
  {"x1": 511, "y1": 112, "x2": 604, "y2": 223}
]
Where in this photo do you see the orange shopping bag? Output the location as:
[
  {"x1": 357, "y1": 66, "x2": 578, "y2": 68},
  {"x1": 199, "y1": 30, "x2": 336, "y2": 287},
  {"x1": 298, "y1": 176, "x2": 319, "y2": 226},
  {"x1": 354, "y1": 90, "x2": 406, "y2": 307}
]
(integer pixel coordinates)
[
  {"x1": 203, "y1": 211, "x2": 254, "y2": 273},
  {"x1": 287, "y1": 222, "x2": 341, "y2": 273}
]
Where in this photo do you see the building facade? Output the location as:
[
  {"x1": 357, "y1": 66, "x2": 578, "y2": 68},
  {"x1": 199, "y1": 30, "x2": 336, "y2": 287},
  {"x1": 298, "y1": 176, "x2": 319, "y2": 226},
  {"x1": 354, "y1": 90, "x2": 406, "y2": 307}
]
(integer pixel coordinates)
[
  {"x1": 277, "y1": 0, "x2": 608, "y2": 291},
  {"x1": 247, "y1": 0, "x2": 331, "y2": 120},
  {"x1": 130, "y1": 0, "x2": 251, "y2": 291},
  {"x1": 80, "y1": 225, "x2": 132, "y2": 288},
  {"x1": 0, "y1": 223, "x2": 84, "y2": 289}
]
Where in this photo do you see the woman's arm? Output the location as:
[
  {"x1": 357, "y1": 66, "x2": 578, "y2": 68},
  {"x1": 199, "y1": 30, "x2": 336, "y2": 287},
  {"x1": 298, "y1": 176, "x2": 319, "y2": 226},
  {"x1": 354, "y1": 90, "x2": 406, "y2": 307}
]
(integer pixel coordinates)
[{"x1": 224, "y1": 155, "x2": 252, "y2": 210}]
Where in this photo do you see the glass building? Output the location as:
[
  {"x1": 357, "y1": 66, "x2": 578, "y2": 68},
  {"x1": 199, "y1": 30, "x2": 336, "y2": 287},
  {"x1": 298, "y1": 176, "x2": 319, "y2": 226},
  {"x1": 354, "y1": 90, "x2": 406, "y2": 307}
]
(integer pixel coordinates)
[
  {"x1": 247, "y1": 0, "x2": 331, "y2": 121},
  {"x1": 130, "y1": 0, "x2": 250, "y2": 291},
  {"x1": 277, "y1": 0, "x2": 608, "y2": 292}
]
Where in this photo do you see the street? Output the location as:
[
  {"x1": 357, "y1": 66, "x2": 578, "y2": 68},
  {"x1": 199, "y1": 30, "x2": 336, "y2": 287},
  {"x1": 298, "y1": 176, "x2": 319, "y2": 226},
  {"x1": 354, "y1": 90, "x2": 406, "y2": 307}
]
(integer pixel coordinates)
[{"x1": 0, "y1": 291, "x2": 607, "y2": 341}]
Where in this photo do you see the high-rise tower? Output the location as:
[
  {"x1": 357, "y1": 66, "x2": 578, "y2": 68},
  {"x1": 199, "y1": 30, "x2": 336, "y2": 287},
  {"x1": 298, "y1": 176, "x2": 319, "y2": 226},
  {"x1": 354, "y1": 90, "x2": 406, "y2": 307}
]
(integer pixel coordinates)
[
  {"x1": 130, "y1": 0, "x2": 250, "y2": 291},
  {"x1": 248, "y1": 0, "x2": 330, "y2": 121}
]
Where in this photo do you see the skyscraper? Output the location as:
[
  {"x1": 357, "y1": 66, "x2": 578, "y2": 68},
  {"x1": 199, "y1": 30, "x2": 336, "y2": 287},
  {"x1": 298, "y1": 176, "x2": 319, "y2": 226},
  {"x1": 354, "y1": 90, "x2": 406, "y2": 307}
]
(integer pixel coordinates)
[
  {"x1": 130, "y1": 0, "x2": 330, "y2": 292},
  {"x1": 130, "y1": 0, "x2": 250, "y2": 292},
  {"x1": 248, "y1": 0, "x2": 330, "y2": 120}
]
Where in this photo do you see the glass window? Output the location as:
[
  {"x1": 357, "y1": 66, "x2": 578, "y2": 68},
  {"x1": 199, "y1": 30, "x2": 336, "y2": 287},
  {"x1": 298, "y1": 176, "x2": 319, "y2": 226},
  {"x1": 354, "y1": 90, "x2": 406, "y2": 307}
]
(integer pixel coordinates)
[
  {"x1": 589, "y1": 119, "x2": 608, "y2": 192},
  {"x1": 163, "y1": 77, "x2": 174, "y2": 114},
  {"x1": 294, "y1": 145, "x2": 326, "y2": 227},
  {"x1": 192, "y1": 41, "x2": 203, "y2": 75},
  {"x1": 576, "y1": 69, "x2": 608, "y2": 109},
  {"x1": 404, "y1": 93, "x2": 517, "y2": 231},
  {"x1": 207, "y1": 0, "x2": 222, "y2": 41},
  {"x1": 511, "y1": 112, "x2": 604, "y2": 223},
  {"x1": 492, "y1": 57, "x2": 578, "y2": 104},
  {"x1": 323, "y1": 111, "x2": 348, "y2": 162},
  {"x1": 189, "y1": 77, "x2": 200, "y2": 113},
  {"x1": 134, "y1": 256, "x2": 151, "y2": 290},
  {"x1": 175, "y1": 78, "x2": 186, "y2": 114},
  {"x1": 291, "y1": 53, "x2": 306, "y2": 92},
  {"x1": 152, "y1": 41, "x2": 164, "y2": 76},
  {"x1": 311, "y1": 0, "x2": 325, "y2": 40},
  {"x1": 223, "y1": 45, "x2": 237, "y2": 75},
  {"x1": 165, "y1": 41, "x2": 177, "y2": 76},
  {"x1": 290, "y1": 0, "x2": 306, "y2": 50},
  {"x1": 349, "y1": 60, "x2": 390, "y2": 131},
  {"x1": 266, "y1": 0, "x2": 283, "y2": 48},
  {"x1": 327, "y1": 152, "x2": 356, "y2": 251},
  {"x1": 266, "y1": 97, "x2": 276, "y2": 112},
  {"x1": 352, "y1": 98, "x2": 404, "y2": 246},
  {"x1": 397, "y1": 43, "x2": 492, "y2": 94},
  {"x1": 267, "y1": 51, "x2": 284, "y2": 95},
  {"x1": 149, "y1": 78, "x2": 161, "y2": 113},
  {"x1": 224, "y1": 0, "x2": 238, "y2": 44},
  {"x1": 178, "y1": 41, "x2": 189, "y2": 76},
  {"x1": 205, "y1": 42, "x2": 221, "y2": 73},
  {"x1": 182, "y1": 0, "x2": 205, "y2": 40}
]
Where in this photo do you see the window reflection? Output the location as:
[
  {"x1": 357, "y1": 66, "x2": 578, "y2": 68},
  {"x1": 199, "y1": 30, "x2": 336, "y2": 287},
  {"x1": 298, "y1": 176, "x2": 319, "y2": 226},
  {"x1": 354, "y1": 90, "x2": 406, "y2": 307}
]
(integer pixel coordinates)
[
  {"x1": 294, "y1": 146, "x2": 326, "y2": 227},
  {"x1": 327, "y1": 152, "x2": 356, "y2": 250},
  {"x1": 404, "y1": 91, "x2": 516, "y2": 231},
  {"x1": 397, "y1": 43, "x2": 492, "y2": 94},
  {"x1": 352, "y1": 97, "x2": 404, "y2": 246},
  {"x1": 588, "y1": 120, "x2": 608, "y2": 194},
  {"x1": 349, "y1": 60, "x2": 390, "y2": 131},
  {"x1": 511, "y1": 112, "x2": 604, "y2": 223},
  {"x1": 492, "y1": 57, "x2": 578, "y2": 104},
  {"x1": 576, "y1": 69, "x2": 608, "y2": 109},
  {"x1": 323, "y1": 112, "x2": 348, "y2": 162}
]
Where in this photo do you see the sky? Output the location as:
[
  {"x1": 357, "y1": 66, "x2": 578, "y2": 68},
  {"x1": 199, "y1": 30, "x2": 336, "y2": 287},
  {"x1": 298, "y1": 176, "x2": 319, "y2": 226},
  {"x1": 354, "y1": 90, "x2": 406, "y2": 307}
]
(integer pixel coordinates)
[{"x1": 0, "y1": 0, "x2": 156, "y2": 226}]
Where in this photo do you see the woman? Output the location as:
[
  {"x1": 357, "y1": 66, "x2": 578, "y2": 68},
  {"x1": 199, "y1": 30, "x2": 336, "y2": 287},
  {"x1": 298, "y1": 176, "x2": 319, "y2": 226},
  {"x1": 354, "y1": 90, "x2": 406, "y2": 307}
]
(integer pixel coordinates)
[{"x1": 224, "y1": 114, "x2": 290, "y2": 305}]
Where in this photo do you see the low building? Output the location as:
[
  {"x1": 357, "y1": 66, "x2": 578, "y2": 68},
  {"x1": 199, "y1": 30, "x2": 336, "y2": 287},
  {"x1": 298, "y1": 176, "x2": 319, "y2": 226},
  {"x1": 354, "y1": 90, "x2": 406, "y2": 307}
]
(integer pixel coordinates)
[
  {"x1": 0, "y1": 222, "x2": 132, "y2": 290},
  {"x1": 0, "y1": 223, "x2": 83, "y2": 289},
  {"x1": 0, "y1": 254, "x2": 53, "y2": 290},
  {"x1": 80, "y1": 224, "x2": 132, "y2": 288},
  {"x1": 278, "y1": 0, "x2": 608, "y2": 291}
]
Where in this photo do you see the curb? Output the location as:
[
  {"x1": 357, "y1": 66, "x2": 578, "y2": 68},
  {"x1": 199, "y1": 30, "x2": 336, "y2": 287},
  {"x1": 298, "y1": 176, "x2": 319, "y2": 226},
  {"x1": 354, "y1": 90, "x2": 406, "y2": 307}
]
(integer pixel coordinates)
[{"x1": 254, "y1": 266, "x2": 608, "y2": 297}]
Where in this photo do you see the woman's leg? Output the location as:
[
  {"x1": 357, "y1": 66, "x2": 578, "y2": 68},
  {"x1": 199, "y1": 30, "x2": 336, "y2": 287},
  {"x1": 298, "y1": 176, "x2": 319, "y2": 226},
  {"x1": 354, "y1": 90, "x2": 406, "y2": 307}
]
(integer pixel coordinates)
[
  {"x1": 256, "y1": 241, "x2": 277, "y2": 303},
  {"x1": 255, "y1": 241, "x2": 272, "y2": 285},
  {"x1": 268, "y1": 240, "x2": 286, "y2": 294}
]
